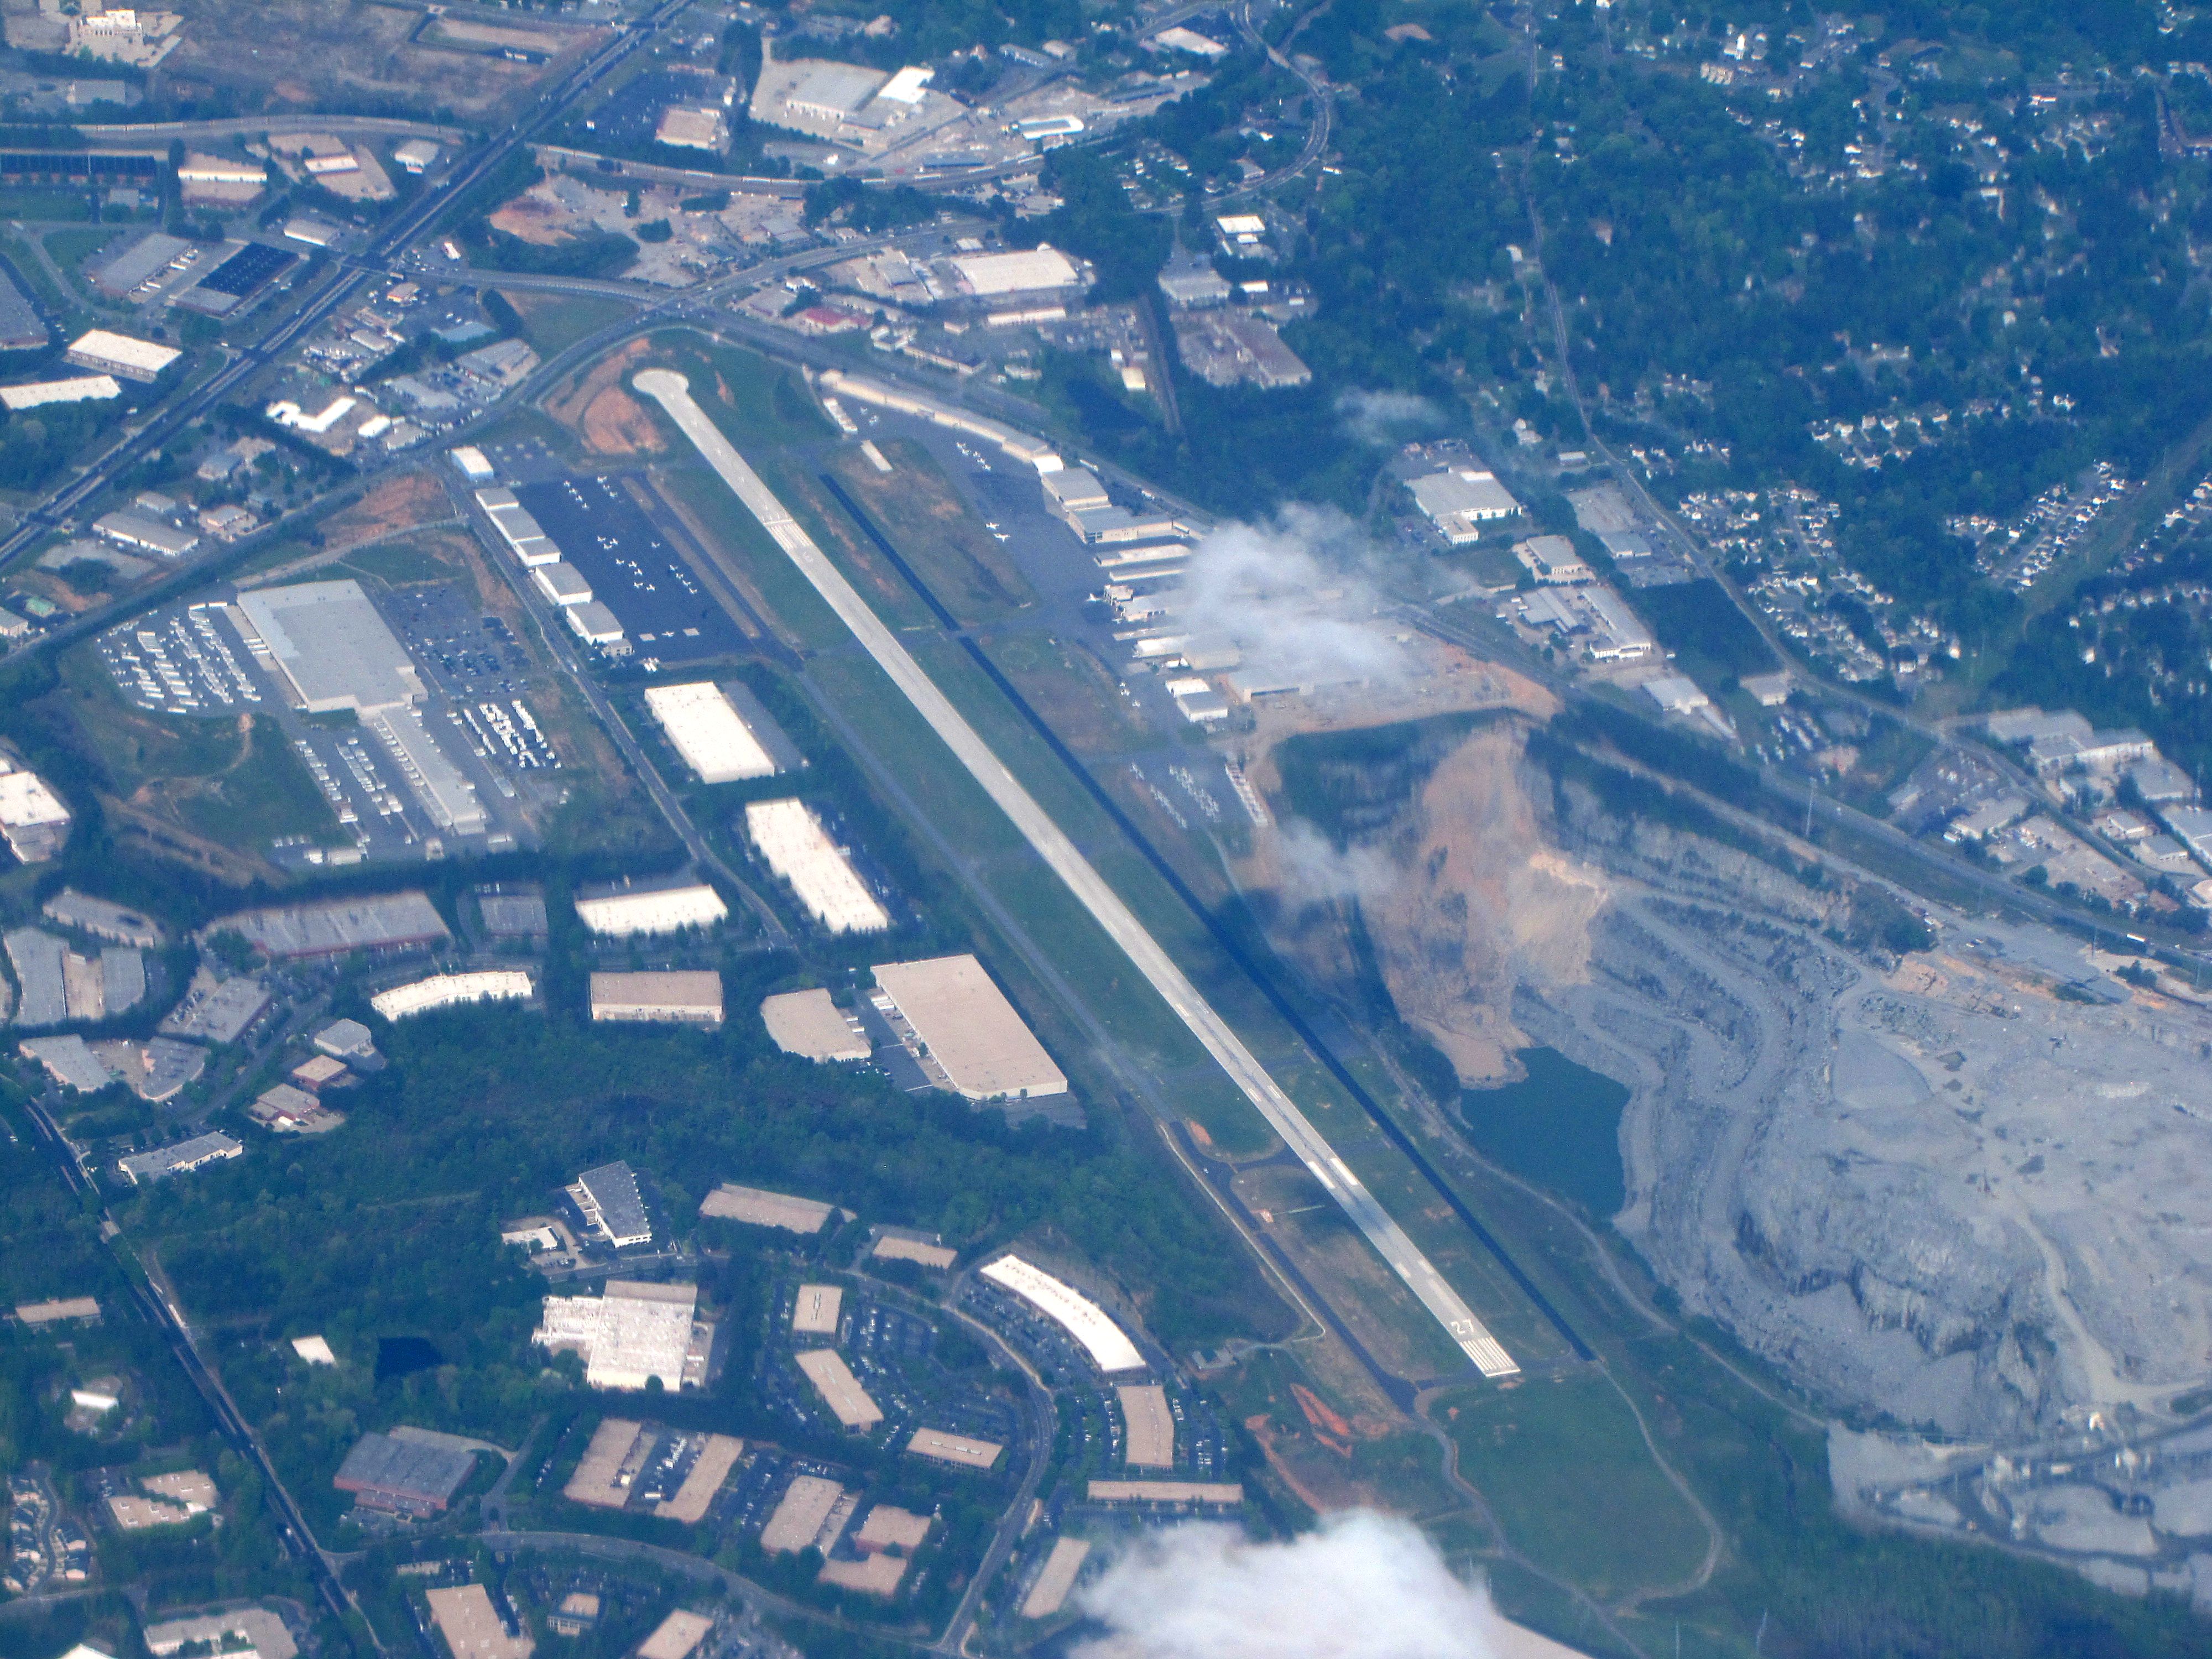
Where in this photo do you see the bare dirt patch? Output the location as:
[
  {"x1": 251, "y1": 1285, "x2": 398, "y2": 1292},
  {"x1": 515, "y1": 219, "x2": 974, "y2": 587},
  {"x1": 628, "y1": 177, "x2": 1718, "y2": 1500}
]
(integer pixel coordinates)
[
  {"x1": 547, "y1": 341, "x2": 664, "y2": 456},
  {"x1": 581, "y1": 387, "x2": 664, "y2": 456},
  {"x1": 102, "y1": 794, "x2": 273, "y2": 885},
  {"x1": 1362, "y1": 726, "x2": 1610, "y2": 1084},
  {"x1": 488, "y1": 196, "x2": 575, "y2": 247},
  {"x1": 321, "y1": 471, "x2": 452, "y2": 554}
]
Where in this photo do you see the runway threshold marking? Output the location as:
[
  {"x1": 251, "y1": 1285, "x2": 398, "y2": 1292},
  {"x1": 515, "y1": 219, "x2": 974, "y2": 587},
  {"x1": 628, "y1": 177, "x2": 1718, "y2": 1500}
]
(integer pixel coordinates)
[{"x1": 635, "y1": 368, "x2": 1518, "y2": 1380}]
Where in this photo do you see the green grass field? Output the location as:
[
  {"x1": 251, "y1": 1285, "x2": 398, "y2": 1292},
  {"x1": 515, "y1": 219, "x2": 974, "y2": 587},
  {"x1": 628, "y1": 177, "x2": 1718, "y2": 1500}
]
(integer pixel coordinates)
[
  {"x1": 501, "y1": 288, "x2": 640, "y2": 357},
  {"x1": 1441, "y1": 1372, "x2": 1709, "y2": 1603},
  {"x1": 52, "y1": 647, "x2": 337, "y2": 850},
  {"x1": 341, "y1": 540, "x2": 456, "y2": 587}
]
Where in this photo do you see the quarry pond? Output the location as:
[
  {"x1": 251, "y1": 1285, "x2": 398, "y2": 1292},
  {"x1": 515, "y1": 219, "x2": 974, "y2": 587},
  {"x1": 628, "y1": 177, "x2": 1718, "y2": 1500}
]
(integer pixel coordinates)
[{"x1": 1458, "y1": 1045, "x2": 1629, "y2": 1217}]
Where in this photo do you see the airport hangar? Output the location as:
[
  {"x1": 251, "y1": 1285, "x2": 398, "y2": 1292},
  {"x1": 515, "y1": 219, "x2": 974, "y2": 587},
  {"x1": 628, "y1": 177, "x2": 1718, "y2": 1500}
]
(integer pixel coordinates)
[{"x1": 513, "y1": 476, "x2": 747, "y2": 662}]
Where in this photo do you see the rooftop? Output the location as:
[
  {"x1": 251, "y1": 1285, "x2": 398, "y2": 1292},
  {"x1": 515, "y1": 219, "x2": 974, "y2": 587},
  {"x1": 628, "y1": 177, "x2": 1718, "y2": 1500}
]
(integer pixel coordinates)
[
  {"x1": 334, "y1": 1431, "x2": 476, "y2": 1509},
  {"x1": 701, "y1": 1182, "x2": 835, "y2": 1233},
  {"x1": 979, "y1": 1253, "x2": 1144, "y2": 1373},
  {"x1": 534, "y1": 1279, "x2": 698, "y2": 1392},
  {"x1": 218, "y1": 890, "x2": 448, "y2": 957},
  {"x1": 951, "y1": 247, "x2": 1082, "y2": 296},
  {"x1": 760, "y1": 988, "x2": 870, "y2": 1061},
  {"x1": 644, "y1": 681, "x2": 780, "y2": 783},
  {"x1": 575, "y1": 1160, "x2": 651, "y2": 1247},
  {"x1": 746, "y1": 799, "x2": 888, "y2": 933},
  {"x1": 573, "y1": 877, "x2": 728, "y2": 937},
  {"x1": 67, "y1": 327, "x2": 180, "y2": 376},
  {"x1": 233, "y1": 579, "x2": 423, "y2": 713},
  {"x1": 871, "y1": 954, "x2": 1066, "y2": 1100},
  {"x1": 370, "y1": 970, "x2": 531, "y2": 1021},
  {"x1": 589, "y1": 970, "x2": 723, "y2": 1024},
  {"x1": 795, "y1": 1348, "x2": 883, "y2": 1430}
]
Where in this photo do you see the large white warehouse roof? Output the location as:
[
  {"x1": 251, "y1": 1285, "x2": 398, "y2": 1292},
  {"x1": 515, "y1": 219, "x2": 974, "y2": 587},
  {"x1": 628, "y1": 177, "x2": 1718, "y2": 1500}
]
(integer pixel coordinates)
[
  {"x1": 951, "y1": 247, "x2": 1082, "y2": 296},
  {"x1": 745, "y1": 799, "x2": 888, "y2": 933},
  {"x1": 979, "y1": 1254, "x2": 1144, "y2": 1374},
  {"x1": 871, "y1": 954, "x2": 1065, "y2": 1100},
  {"x1": 234, "y1": 580, "x2": 422, "y2": 713},
  {"x1": 575, "y1": 880, "x2": 728, "y2": 937},
  {"x1": 370, "y1": 971, "x2": 532, "y2": 1021},
  {"x1": 646, "y1": 681, "x2": 778, "y2": 784},
  {"x1": 535, "y1": 1280, "x2": 698, "y2": 1391}
]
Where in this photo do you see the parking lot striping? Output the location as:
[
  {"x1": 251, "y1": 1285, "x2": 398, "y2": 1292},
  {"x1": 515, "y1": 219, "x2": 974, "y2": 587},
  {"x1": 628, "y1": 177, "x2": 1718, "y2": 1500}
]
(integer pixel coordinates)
[{"x1": 636, "y1": 368, "x2": 1519, "y2": 1381}]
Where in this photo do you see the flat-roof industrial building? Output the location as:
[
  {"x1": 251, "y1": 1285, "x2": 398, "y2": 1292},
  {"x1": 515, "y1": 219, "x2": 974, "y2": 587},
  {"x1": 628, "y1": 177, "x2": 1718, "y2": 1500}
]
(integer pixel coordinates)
[
  {"x1": 535, "y1": 1280, "x2": 703, "y2": 1392},
  {"x1": 43, "y1": 889, "x2": 163, "y2": 946},
  {"x1": 66, "y1": 327, "x2": 180, "y2": 383},
  {"x1": 370, "y1": 970, "x2": 531, "y2": 1021},
  {"x1": 907, "y1": 1427, "x2": 1003, "y2": 1469},
  {"x1": 637, "y1": 1611, "x2": 713, "y2": 1659},
  {"x1": 333, "y1": 1431, "x2": 477, "y2": 1515},
  {"x1": 979, "y1": 1254, "x2": 1145, "y2": 1373},
  {"x1": 95, "y1": 510, "x2": 199, "y2": 559},
  {"x1": 234, "y1": 580, "x2": 424, "y2": 713},
  {"x1": 745, "y1": 799, "x2": 889, "y2": 934},
  {"x1": 0, "y1": 375, "x2": 118, "y2": 411},
  {"x1": 569, "y1": 1160, "x2": 652, "y2": 1247},
  {"x1": 215, "y1": 891, "x2": 450, "y2": 958},
  {"x1": 950, "y1": 247, "x2": 1082, "y2": 296},
  {"x1": 563, "y1": 1417, "x2": 646, "y2": 1509},
  {"x1": 589, "y1": 971, "x2": 724, "y2": 1026},
  {"x1": 425, "y1": 1585, "x2": 534, "y2": 1659},
  {"x1": 14, "y1": 1296, "x2": 100, "y2": 1327},
  {"x1": 1118, "y1": 1383, "x2": 1175, "y2": 1468},
  {"x1": 118, "y1": 1131, "x2": 243, "y2": 1185},
  {"x1": 159, "y1": 975, "x2": 271, "y2": 1045},
  {"x1": 872, "y1": 1229, "x2": 956, "y2": 1269},
  {"x1": 574, "y1": 877, "x2": 728, "y2": 937},
  {"x1": 795, "y1": 1348, "x2": 882, "y2": 1430},
  {"x1": 144, "y1": 1609, "x2": 295, "y2": 1659},
  {"x1": 701, "y1": 1182, "x2": 836, "y2": 1233},
  {"x1": 1020, "y1": 1537, "x2": 1092, "y2": 1619},
  {"x1": 233, "y1": 581, "x2": 489, "y2": 835},
  {"x1": 19, "y1": 1035, "x2": 113, "y2": 1093},
  {"x1": 760, "y1": 1474, "x2": 849, "y2": 1556},
  {"x1": 791, "y1": 1284, "x2": 843, "y2": 1337},
  {"x1": 870, "y1": 955, "x2": 1066, "y2": 1100},
  {"x1": 1408, "y1": 467, "x2": 1523, "y2": 543},
  {"x1": 644, "y1": 681, "x2": 785, "y2": 784},
  {"x1": 0, "y1": 759, "x2": 72, "y2": 864},
  {"x1": 760, "y1": 988, "x2": 870, "y2": 1061}
]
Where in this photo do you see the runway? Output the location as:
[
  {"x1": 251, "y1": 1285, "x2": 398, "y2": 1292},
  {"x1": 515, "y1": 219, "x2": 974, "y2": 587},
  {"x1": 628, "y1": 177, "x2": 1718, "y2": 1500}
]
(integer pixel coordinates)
[{"x1": 636, "y1": 367, "x2": 1517, "y2": 1379}]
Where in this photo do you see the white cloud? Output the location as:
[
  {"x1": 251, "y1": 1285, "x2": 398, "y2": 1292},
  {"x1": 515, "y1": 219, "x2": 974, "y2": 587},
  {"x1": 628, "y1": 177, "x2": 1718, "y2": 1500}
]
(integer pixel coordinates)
[
  {"x1": 1073, "y1": 1511, "x2": 1509, "y2": 1659},
  {"x1": 1337, "y1": 389, "x2": 1443, "y2": 446},
  {"x1": 1181, "y1": 506, "x2": 1415, "y2": 694}
]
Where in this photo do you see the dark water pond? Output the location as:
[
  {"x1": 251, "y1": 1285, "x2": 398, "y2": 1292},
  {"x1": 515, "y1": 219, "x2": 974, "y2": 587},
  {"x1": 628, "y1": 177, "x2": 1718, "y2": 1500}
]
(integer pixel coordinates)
[
  {"x1": 375, "y1": 1335, "x2": 444, "y2": 1380},
  {"x1": 1459, "y1": 1046, "x2": 1630, "y2": 1216}
]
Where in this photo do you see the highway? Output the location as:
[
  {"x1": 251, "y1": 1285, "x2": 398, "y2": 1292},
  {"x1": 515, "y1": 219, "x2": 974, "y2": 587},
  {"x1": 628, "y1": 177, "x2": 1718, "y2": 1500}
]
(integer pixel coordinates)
[
  {"x1": 15, "y1": 1091, "x2": 379, "y2": 1647},
  {"x1": 635, "y1": 367, "x2": 1520, "y2": 1381},
  {"x1": 74, "y1": 115, "x2": 472, "y2": 143},
  {"x1": 0, "y1": 0, "x2": 693, "y2": 573}
]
